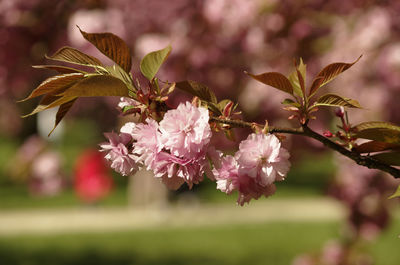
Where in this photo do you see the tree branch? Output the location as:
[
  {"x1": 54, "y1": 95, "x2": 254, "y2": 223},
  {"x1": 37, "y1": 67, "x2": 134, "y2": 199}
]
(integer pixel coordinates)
[{"x1": 210, "y1": 117, "x2": 400, "y2": 179}]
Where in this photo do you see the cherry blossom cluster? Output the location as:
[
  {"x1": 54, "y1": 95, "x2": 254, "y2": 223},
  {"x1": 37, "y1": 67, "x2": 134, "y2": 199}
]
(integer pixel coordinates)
[
  {"x1": 213, "y1": 133, "x2": 291, "y2": 205},
  {"x1": 100, "y1": 100, "x2": 291, "y2": 205}
]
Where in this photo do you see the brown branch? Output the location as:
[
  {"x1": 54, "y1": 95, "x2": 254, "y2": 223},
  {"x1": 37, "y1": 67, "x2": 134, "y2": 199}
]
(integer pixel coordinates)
[{"x1": 210, "y1": 117, "x2": 400, "y2": 179}]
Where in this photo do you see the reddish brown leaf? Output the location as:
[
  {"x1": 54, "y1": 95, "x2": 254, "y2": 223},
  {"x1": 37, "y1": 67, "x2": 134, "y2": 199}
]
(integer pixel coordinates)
[
  {"x1": 309, "y1": 55, "x2": 362, "y2": 97},
  {"x1": 176, "y1": 80, "x2": 218, "y2": 104},
  {"x1": 33, "y1": 65, "x2": 87, "y2": 74},
  {"x1": 79, "y1": 27, "x2": 132, "y2": 73},
  {"x1": 19, "y1": 73, "x2": 84, "y2": 102},
  {"x1": 22, "y1": 94, "x2": 76, "y2": 117},
  {"x1": 353, "y1": 141, "x2": 400, "y2": 153},
  {"x1": 48, "y1": 99, "x2": 77, "y2": 136},
  {"x1": 47, "y1": 46, "x2": 103, "y2": 67},
  {"x1": 371, "y1": 151, "x2": 400, "y2": 166},
  {"x1": 313, "y1": 93, "x2": 362, "y2": 108},
  {"x1": 246, "y1": 71, "x2": 293, "y2": 95}
]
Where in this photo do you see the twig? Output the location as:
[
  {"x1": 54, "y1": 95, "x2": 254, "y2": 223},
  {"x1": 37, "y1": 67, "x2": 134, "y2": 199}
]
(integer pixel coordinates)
[{"x1": 210, "y1": 117, "x2": 400, "y2": 179}]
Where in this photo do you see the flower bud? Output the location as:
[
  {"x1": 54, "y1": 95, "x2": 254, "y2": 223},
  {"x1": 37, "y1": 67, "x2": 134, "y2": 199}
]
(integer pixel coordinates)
[
  {"x1": 335, "y1": 107, "x2": 345, "y2": 118},
  {"x1": 323, "y1": 130, "x2": 333, "y2": 137}
]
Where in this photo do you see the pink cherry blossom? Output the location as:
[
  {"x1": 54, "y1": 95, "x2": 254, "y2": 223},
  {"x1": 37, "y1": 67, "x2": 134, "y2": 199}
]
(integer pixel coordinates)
[
  {"x1": 130, "y1": 118, "x2": 162, "y2": 169},
  {"x1": 213, "y1": 133, "x2": 290, "y2": 205},
  {"x1": 151, "y1": 150, "x2": 208, "y2": 190},
  {"x1": 120, "y1": 122, "x2": 136, "y2": 135},
  {"x1": 236, "y1": 179, "x2": 276, "y2": 206},
  {"x1": 118, "y1": 97, "x2": 140, "y2": 111},
  {"x1": 99, "y1": 132, "x2": 136, "y2": 176},
  {"x1": 235, "y1": 133, "x2": 290, "y2": 186},
  {"x1": 213, "y1": 154, "x2": 277, "y2": 206},
  {"x1": 213, "y1": 155, "x2": 239, "y2": 194},
  {"x1": 159, "y1": 101, "x2": 211, "y2": 157}
]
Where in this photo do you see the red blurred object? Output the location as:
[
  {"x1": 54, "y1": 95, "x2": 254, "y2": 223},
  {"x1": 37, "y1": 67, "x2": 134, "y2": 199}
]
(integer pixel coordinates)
[{"x1": 74, "y1": 149, "x2": 113, "y2": 203}]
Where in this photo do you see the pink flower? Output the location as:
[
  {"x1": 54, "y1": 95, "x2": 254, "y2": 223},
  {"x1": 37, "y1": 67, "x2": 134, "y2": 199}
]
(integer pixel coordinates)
[
  {"x1": 99, "y1": 132, "x2": 136, "y2": 176},
  {"x1": 213, "y1": 154, "x2": 277, "y2": 206},
  {"x1": 131, "y1": 118, "x2": 162, "y2": 169},
  {"x1": 120, "y1": 122, "x2": 136, "y2": 135},
  {"x1": 152, "y1": 151, "x2": 208, "y2": 190},
  {"x1": 213, "y1": 155, "x2": 240, "y2": 194},
  {"x1": 235, "y1": 133, "x2": 290, "y2": 186},
  {"x1": 159, "y1": 102, "x2": 211, "y2": 157},
  {"x1": 100, "y1": 103, "x2": 213, "y2": 190},
  {"x1": 118, "y1": 97, "x2": 141, "y2": 113},
  {"x1": 118, "y1": 97, "x2": 139, "y2": 109},
  {"x1": 213, "y1": 133, "x2": 290, "y2": 205},
  {"x1": 236, "y1": 179, "x2": 276, "y2": 206}
]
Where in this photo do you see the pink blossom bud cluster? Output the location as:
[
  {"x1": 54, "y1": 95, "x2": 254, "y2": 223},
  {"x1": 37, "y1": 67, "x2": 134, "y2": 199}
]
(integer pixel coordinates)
[
  {"x1": 100, "y1": 102, "x2": 212, "y2": 190},
  {"x1": 100, "y1": 101, "x2": 291, "y2": 205},
  {"x1": 212, "y1": 133, "x2": 291, "y2": 205}
]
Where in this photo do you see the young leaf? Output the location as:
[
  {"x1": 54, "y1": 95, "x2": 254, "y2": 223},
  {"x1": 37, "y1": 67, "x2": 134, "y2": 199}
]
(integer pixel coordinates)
[
  {"x1": 354, "y1": 121, "x2": 400, "y2": 144},
  {"x1": 79, "y1": 27, "x2": 132, "y2": 73},
  {"x1": 59, "y1": 75, "x2": 129, "y2": 97},
  {"x1": 293, "y1": 58, "x2": 306, "y2": 96},
  {"x1": 48, "y1": 99, "x2": 77, "y2": 136},
  {"x1": 22, "y1": 94, "x2": 76, "y2": 117},
  {"x1": 282, "y1": 98, "x2": 301, "y2": 107},
  {"x1": 309, "y1": 55, "x2": 362, "y2": 97},
  {"x1": 313, "y1": 94, "x2": 362, "y2": 108},
  {"x1": 296, "y1": 68, "x2": 306, "y2": 96},
  {"x1": 140, "y1": 45, "x2": 172, "y2": 81},
  {"x1": 176, "y1": 80, "x2": 218, "y2": 104},
  {"x1": 245, "y1": 71, "x2": 293, "y2": 95},
  {"x1": 19, "y1": 73, "x2": 85, "y2": 102},
  {"x1": 297, "y1": 58, "x2": 306, "y2": 81},
  {"x1": 370, "y1": 151, "x2": 400, "y2": 166},
  {"x1": 288, "y1": 70, "x2": 303, "y2": 98},
  {"x1": 388, "y1": 185, "x2": 400, "y2": 199},
  {"x1": 46, "y1": 47, "x2": 103, "y2": 67},
  {"x1": 33, "y1": 65, "x2": 87, "y2": 74},
  {"x1": 353, "y1": 141, "x2": 400, "y2": 153},
  {"x1": 101, "y1": 65, "x2": 134, "y2": 90}
]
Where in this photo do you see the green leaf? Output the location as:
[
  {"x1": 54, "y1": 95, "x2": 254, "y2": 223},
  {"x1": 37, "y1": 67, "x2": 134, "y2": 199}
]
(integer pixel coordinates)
[
  {"x1": 140, "y1": 45, "x2": 172, "y2": 81},
  {"x1": 288, "y1": 71, "x2": 303, "y2": 98},
  {"x1": 19, "y1": 73, "x2": 85, "y2": 102},
  {"x1": 33, "y1": 65, "x2": 87, "y2": 74},
  {"x1": 288, "y1": 58, "x2": 306, "y2": 98},
  {"x1": 282, "y1": 98, "x2": 301, "y2": 107},
  {"x1": 246, "y1": 71, "x2": 293, "y2": 95},
  {"x1": 46, "y1": 46, "x2": 103, "y2": 67},
  {"x1": 353, "y1": 141, "x2": 400, "y2": 153},
  {"x1": 309, "y1": 55, "x2": 362, "y2": 97},
  {"x1": 59, "y1": 75, "x2": 130, "y2": 98},
  {"x1": 388, "y1": 185, "x2": 400, "y2": 199},
  {"x1": 354, "y1": 121, "x2": 400, "y2": 144},
  {"x1": 297, "y1": 58, "x2": 306, "y2": 81},
  {"x1": 48, "y1": 99, "x2": 77, "y2": 136},
  {"x1": 78, "y1": 27, "x2": 132, "y2": 73},
  {"x1": 176, "y1": 80, "x2": 218, "y2": 104},
  {"x1": 371, "y1": 151, "x2": 400, "y2": 166},
  {"x1": 313, "y1": 94, "x2": 362, "y2": 108},
  {"x1": 100, "y1": 65, "x2": 134, "y2": 91}
]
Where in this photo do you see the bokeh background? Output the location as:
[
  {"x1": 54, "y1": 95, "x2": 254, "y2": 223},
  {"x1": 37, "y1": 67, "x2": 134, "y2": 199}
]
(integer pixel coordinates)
[{"x1": 1, "y1": 0, "x2": 400, "y2": 264}]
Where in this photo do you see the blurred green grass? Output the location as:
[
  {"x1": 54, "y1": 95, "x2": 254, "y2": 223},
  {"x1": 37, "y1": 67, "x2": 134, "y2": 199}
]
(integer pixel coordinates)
[{"x1": 0, "y1": 221, "x2": 399, "y2": 265}]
